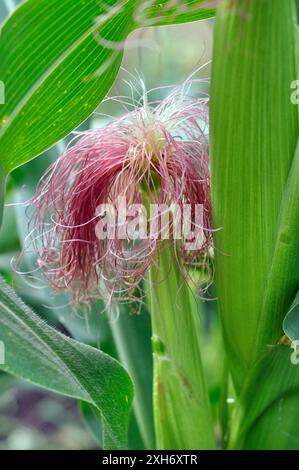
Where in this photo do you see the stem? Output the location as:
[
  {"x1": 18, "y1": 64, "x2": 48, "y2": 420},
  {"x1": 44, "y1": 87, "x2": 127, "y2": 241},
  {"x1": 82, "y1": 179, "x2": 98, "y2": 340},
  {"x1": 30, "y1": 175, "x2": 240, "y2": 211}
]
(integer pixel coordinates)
[
  {"x1": 148, "y1": 246, "x2": 215, "y2": 450},
  {"x1": 109, "y1": 307, "x2": 155, "y2": 449}
]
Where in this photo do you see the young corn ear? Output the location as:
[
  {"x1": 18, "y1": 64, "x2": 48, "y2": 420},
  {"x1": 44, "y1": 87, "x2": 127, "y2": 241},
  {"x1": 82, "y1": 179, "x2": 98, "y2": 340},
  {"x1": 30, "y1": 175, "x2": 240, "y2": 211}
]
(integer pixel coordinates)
[{"x1": 148, "y1": 247, "x2": 215, "y2": 450}]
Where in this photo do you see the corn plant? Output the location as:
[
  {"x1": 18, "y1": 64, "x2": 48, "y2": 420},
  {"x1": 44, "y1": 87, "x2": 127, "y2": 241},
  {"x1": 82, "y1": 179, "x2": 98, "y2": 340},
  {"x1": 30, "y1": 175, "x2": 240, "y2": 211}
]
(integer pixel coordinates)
[{"x1": 0, "y1": 0, "x2": 298, "y2": 451}]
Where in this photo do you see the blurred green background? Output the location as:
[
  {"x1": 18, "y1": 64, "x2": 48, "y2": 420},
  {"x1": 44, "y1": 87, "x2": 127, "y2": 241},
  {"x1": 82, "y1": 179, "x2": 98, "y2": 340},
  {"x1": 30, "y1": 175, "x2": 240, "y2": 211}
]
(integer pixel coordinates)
[{"x1": 0, "y1": 0, "x2": 221, "y2": 450}]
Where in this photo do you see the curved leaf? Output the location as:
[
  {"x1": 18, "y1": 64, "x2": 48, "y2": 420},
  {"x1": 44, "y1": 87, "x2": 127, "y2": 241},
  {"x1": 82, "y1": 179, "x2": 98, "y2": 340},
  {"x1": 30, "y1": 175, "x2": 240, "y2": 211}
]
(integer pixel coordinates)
[
  {"x1": 0, "y1": 275, "x2": 134, "y2": 450},
  {"x1": 0, "y1": 0, "x2": 136, "y2": 173},
  {"x1": 0, "y1": 0, "x2": 214, "y2": 175}
]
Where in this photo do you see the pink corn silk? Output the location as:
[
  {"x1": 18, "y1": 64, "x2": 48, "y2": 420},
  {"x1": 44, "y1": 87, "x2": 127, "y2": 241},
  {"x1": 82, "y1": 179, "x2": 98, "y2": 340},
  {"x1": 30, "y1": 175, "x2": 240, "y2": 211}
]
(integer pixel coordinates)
[{"x1": 31, "y1": 85, "x2": 212, "y2": 304}]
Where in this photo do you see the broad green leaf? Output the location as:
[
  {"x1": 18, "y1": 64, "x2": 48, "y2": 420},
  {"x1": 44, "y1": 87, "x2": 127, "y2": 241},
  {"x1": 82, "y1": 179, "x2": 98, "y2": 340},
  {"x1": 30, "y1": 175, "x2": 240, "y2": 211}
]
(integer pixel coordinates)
[
  {"x1": 60, "y1": 300, "x2": 154, "y2": 449},
  {"x1": 0, "y1": 0, "x2": 136, "y2": 174},
  {"x1": 229, "y1": 346, "x2": 299, "y2": 449},
  {"x1": 210, "y1": 0, "x2": 299, "y2": 390},
  {"x1": 283, "y1": 292, "x2": 299, "y2": 341},
  {"x1": 80, "y1": 401, "x2": 103, "y2": 447},
  {"x1": 0, "y1": 0, "x2": 214, "y2": 176},
  {"x1": 79, "y1": 398, "x2": 145, "y2": 450},
  {"x1": 0, "y1": 275, "x2": 134, "y2": 449},
  {"x1": 0, "y1": 195, "x2": 19, "y2": 254}
]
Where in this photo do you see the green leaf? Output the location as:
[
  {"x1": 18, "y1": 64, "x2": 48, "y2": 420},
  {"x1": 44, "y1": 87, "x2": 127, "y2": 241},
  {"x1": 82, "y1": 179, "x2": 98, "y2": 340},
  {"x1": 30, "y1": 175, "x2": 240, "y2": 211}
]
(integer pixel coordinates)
[
  {"x1": 0, "y1": 0, "x2": 136, "y2": 174},
  {"x1": 255, "y1": 140, "x2": 299, "y2": 354},
  {"x1": 229, "y1": 345, "x2": 299, "y2": 450},
  {"x1": 0, "y1": 0, "x2": 215, "y2": 176},
  {"x1": 109, "y1": 304, "x2": 155, "y2": 449},
  {"x1": 137, "y1": 0, "x2": 214, "y2": 26},
  {"x1": 283, "y1": 292, "x2": 299, "y2": 341},
  {"x1": 210, "y1": 0, "x2": 299, "y2": 390},
  {"x1": 0, "y1": 275, "x2": 134, "y2": 449}
]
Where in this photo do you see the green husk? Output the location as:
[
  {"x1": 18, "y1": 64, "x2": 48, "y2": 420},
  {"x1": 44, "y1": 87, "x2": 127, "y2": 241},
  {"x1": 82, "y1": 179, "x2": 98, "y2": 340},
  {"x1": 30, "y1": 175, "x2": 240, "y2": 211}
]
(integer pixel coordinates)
[
  {"x1": 255, "y1": 140, "x2": 299, "y2": 356},
  {"x1": 210, "y1": 0, "x2": 299, "y2": 390},
  {"x1": 228, "y1": 345, "x2": 299, "y2": 449},
  {"x1": 148, "y1": 246, "x2": 215, "y2": 449}
]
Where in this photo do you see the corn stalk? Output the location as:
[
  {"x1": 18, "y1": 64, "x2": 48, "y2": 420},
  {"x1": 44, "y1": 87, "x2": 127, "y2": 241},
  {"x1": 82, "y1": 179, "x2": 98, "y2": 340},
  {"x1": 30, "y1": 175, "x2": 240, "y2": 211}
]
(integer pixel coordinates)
[{"x1": 211, "y1": 0, "x2": 299, "y2": 448}]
